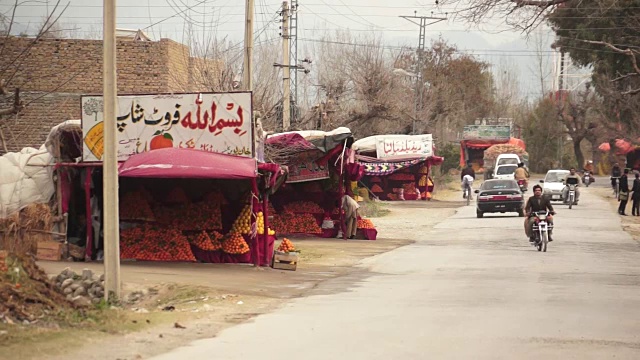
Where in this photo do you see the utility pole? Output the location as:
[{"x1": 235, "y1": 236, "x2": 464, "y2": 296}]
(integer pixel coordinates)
[
  {"x1": 243, "y1": 0, "x2": 255, "y2": 91},
  {"x1": 289, "y1": 0, "x2": 298, "y2": 126},
  {"x1": 558, "y1": 50, "x2": 566, "y2": 168},
  {"x1": 103, "y1": 0, "x2": 121, "y2": 300},
  {"x1": 400, "y1": 12, "x2": 446, "y2": 135},
  {"x1": 281, "y1": 1, "x2": 291, "y2": 131}
]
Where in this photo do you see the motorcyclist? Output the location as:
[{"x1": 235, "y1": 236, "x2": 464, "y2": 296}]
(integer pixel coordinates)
[
  {"x1": 514, "y1": 162, "x2": 530, "y2": 190},
  {"x1": 524, "y1": 184, "x2": 555, "y2": 242},
  {"x1": 582, "y1": 160, "x2": 594, "y2": 184},
  {"x1": 563, "y1": 167, "x2": 582, "y2": 204},
  {"x1": 611, "y1": 162, "x2": 622, "y2": 192},
  {"x1": 583, "y1": 160, "x2": 594, "y2": 173}
]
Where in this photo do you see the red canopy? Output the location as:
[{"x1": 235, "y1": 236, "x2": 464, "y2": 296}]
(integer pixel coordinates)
[{"x1": 119, "y1": 148, "x2": 257, "y2": 179}]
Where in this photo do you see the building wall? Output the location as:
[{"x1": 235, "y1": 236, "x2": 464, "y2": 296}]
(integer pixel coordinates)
[
  {"x1": 0, "y1": 37, "x2": 190, "y2": 94},
  {"x1": 0, "y1": 37, "x2": 220, "y2": 154},
  {"x1": 0, "y1": 92, "x2": 80, "y2": 154}
]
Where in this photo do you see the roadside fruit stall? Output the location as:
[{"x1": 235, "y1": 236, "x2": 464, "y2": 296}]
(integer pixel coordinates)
[
  {"x1": 265, "y1": 127, "x2": 357, "y2": 239},
  {"x1": 353, "y1": 134, "x2": 443, "y2": 201},
  {"x1": 45, "y1": 91, "x2": 285, "y2": 266},
  {"x1": 117, "y1": 147, "x2": 280, "y2": 266}
]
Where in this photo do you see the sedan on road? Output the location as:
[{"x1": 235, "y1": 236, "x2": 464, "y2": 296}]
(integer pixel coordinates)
[
  {"x1": 541, "y1": 169, "x2": 570, "y2": 202},
  {"x1": 475, "y1": 179, "x2": 525, "y2": 218}
]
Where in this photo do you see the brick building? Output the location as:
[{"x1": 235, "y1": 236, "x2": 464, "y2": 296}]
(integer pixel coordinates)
[{"x1": 0, "y1": 36, "x2": 223, "y2": 154}]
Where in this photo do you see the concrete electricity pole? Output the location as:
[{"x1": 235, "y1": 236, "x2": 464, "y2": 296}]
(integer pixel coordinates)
[
  {"x1": 289, "y1": 0, "x2": 298, "y2": 125},
  {"x1": 243, "y1": 0, "x2": 255, "y2": 91},
  {"x1": 400, "y1": 13, "x2": 446, "y2": 134},
  {"x1": 103, "y1": 0, "x2": 121, "y2": 300},
  {"x1": 281, "y1": 1, "x2": 291, "y2": 131}
]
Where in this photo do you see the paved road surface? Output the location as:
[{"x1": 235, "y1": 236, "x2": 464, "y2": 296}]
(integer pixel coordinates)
[{"x1": 150, "y1": 187, "x2": 640, "y2": 359}]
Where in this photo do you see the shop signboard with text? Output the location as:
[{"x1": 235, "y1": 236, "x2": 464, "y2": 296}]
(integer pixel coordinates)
[
  {"x1": 462, "y1": 125, "x2": 511, "y2": 141},
  {"x1": 81, "y1": 92, "x2": 253, "y2": 162},
  {"x1": 375, "y1": 134, "x2": 433, "y2": 159},
  {"x1": 286, "y1": 153, "x2": 330, "y2": 183}
]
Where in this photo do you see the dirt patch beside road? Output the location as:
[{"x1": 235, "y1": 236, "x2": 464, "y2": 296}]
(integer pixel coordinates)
[
  {"x1": 592, "y1": 187, "x2": 640, "y2": 242},
  {"x1": 4, "y1": 200, "x2": 457, "y2": 360}
]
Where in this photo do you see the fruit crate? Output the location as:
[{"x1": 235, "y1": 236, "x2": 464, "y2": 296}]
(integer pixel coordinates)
[{"x1": 271, "y1": 250, "x2": 299, "y2": 271}]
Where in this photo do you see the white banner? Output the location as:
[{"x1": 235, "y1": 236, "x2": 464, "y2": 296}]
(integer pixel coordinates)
[
  {"x1": 375, "y1": 134, "x2": 433, "y2": 159},
  {"x1": 81, "y1": 92, "x2": 253, "y2": 162}
]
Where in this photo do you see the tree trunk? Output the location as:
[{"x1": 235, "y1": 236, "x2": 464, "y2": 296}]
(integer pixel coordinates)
[{"x1": 573, "y1": 136, "x2": 585, "y2": 169}]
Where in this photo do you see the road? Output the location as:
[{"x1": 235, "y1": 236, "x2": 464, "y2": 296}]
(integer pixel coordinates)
[{"x1": 150, "y1": 186, "x2": 640, "y2": 360}]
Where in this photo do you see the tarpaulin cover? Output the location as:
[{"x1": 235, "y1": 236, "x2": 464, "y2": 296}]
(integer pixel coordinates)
[
  {"x1": 0, "y1": 146, "x2": 55, "y2": 218},
  {"x1": 598, "y1": 142, "x2": 611, "y2": 152},
  {"x1": 264, "y1": 133, "x2": 316, "y2": 151},
  {"x1": 119, "y1": 148, "x2": 257, "y2": 179},
  {"x1": 266, "y1": 127, "x2": 352, "y2": 153},
  {"x1": 461, "y1": 137, "x2": 525, "y2": 151}
]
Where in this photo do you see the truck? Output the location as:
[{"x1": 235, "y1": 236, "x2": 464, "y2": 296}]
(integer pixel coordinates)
[{"x1": 458, "y1": 124, "x2": 527, "y2": 179}]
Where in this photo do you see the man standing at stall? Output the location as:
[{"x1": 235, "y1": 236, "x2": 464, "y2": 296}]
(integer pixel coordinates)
[{"x1": 341, "y1": 194, "x2": 360, "y2": 239}]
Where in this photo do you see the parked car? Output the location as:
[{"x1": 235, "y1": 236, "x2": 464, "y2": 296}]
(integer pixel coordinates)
[
  {"x1": 493, "y1": 164, "x2": 518, "y2": 180},
  {"x1": 475, "y1": 179, "x2": 525, "y2": 218},
  {"x1": 540, "y1": 169, "x2": 570, "y2": 202}
]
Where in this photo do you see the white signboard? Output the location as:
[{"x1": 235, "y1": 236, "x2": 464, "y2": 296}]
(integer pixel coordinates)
[
  {"x1": 375, "y1": 134, "x2": 433, "y2": 159},
  {"x1": 81, "y1": 92, "x2": 253, "y2": 162}
]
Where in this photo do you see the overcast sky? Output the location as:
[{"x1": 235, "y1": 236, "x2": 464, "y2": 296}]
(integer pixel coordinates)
[{"x1": 2, "y1": 0, "x2": 575, "y2": 99}]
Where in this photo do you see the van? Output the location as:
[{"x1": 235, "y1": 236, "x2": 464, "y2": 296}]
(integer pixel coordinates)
[
  {"x1": 493, "y1": 164, "x2": 518, "y2": 180},
  {"x1": 496, "y1": 154, "x2": 521, "y2": 167}
]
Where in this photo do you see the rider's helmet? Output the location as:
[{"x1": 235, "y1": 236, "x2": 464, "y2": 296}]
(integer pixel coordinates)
[{"x1": 518, "y1": 162, "x2": 524, "y2": 167}]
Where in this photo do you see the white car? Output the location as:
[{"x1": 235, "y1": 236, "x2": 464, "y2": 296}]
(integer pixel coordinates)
[
  {"x1": 493, "y1": 164, "x2": 518, "y2": 180},
  {"x1": 541, "y1": 169, "x2": 570, "y2": 202}
]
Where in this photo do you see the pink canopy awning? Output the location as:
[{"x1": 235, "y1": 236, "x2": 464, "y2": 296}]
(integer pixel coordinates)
[{"x1": 119, "y1": 148, "x2": 257, "y2": 179}]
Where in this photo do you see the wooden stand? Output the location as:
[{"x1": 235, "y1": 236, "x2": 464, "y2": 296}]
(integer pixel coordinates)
[{"x1": 271, "y1": 251, "x2": 299, "y2": 271}]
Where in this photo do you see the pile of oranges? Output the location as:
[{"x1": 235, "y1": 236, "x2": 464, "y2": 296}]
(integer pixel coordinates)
[
  {"x1": 120, "y1": 224, "x2": 196, "y2": 262},
  {"x1": 231, "y1": 205, "x2": 253, "y2": 235},
  {"x1": 190, "y1": 231, "x2": 224, "y2": 251},
  {"x1": 284, "y1": 201, "x2": 323, "y2": 214},
  {"x1": 154, "y1": 202, "x2": 222, "y2": 231},
  {"x1": 357, "y1": 219, "x2": 375, "y2": 229},
  {"x1": 223, "y1": 232, "x2": 250, "y2": 254},
  {"x1": 371, "y1": 184, "x2": 384, "y2": 193},
  {"x1": 165, "y1": 187, "x2": 190, "y2": 204},
  {"x1": 120, "y1": 191, "x2": 156, "y2": 221},
  {"x1": 277, "y1": 238, "x2": 295, "y2": 253},
  {"x1": 272, "y1": 211, "x2": 322, "y2": 234}
]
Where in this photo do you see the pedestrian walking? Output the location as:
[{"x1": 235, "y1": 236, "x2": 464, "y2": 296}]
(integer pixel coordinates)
[
  {"x1": 632, "y1": 173, "x2": 640, "y2": 216},
  {"x1": 618, "y1": 168, "x2": 630, "y2": 215}
]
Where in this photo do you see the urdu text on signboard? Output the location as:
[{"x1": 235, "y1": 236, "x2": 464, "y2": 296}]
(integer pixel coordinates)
[
  {"x1": 462, "y1": 125, "x2": 511, "y2": 141},
  {"x1": 81, "y1": 92, "x2": 253, "y2": 162},
  {"x1": 375, "y1": 134, "x2": 433, "y2": 159}
]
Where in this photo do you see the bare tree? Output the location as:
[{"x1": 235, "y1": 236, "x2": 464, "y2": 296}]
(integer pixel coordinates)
[
  {"x1": 439, "y1": 0, "x2": 569, "y2": 33},
  {"x1": 311, "y1": 32, "x2": 414, "y2": 137},
  {"x1": 0, "y1": 0, "x2": 69, "y2": 118},
  {"x1": 528, "y1": 28, "x2": 554, "y2": 96},
  {"x1": 555, "y1": 85, "x2": 602, "y2": 167}
]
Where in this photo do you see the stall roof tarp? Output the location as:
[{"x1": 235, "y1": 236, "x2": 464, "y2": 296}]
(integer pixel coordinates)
[
  {"x1": 356, "y1": 154, "x2": 443, "y2": 176},
  {"x1": 119, "y1": 148, "x2": 257, "y2": 179},
  {"x1": 266, "y1": 127, "x2": 352, "y2": 153}
]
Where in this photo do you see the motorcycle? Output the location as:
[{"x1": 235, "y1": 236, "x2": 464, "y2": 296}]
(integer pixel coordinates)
[
  {"x1": 582, "y1": 171, "x2": 594, "y2": 187},
  {"x1": 517, "y1": 179, "x2": 527, "y2": 193},
  {"x1": 531, "y1": 210, "x2": 554, "y2": 252},
  {"x1": 564, "y1": 183, "x2": 578, "y2": 209}
]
